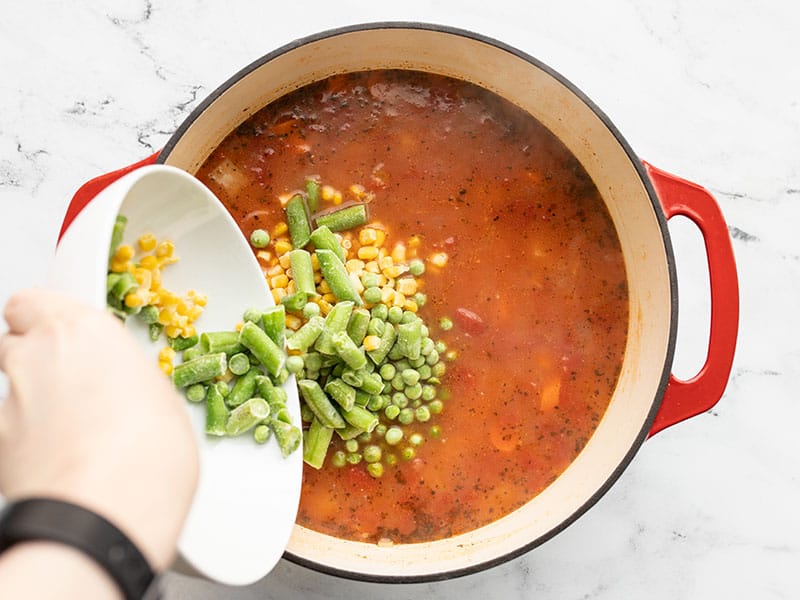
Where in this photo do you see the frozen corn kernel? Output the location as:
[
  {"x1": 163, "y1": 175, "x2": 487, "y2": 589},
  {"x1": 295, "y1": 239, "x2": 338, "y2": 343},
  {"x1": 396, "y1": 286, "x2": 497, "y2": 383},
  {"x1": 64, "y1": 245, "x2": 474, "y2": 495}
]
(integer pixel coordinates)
[
  {"x1": 322, "y1": 292, "x2": 337, "y2": 304},
  {"x1": 333, "y1": 190, "x2": 343, "y2": 205},
  {"x1": 365, "y1": 260, "x2": 380, "y2": 273},
  {"x1": 429, "y1": 252, "x2": 448, "y2": 267},
  {"x1": 137, "y1": 234, "x2": 157, "y2": 252},
  {"x1": 273, "y1": 222, "x2": 289, "y2": 236},
  {"x1": 345, "y1": 259, "x2": 365, "y2": 275},
  {"x1": 158, "y1": 346, "x2": 176, "y2": 362},
  {"x1": 285, "y1": 314, "x2": 303, "y2": 330},
  {"x1": 271, "y1": 288, "x2": 287, "y2": 304},
  {"x1": 357, "y1": 245, "x2": 379, "y2": 260},
  {"x1": 408, "y1": 235, "x2": 421, "y2": 249},
  {"x1": 392, "y1": 291, "x2": 406, "y2": 307},
  {"x1": 139, "y1": 255, "x2": 159, "y2": 270},
  {"x1": 359, "y1": 228, "x2": 379, "y2": 245},
  {"x1": 363, "y1": 335, "x2": 382, "y2": 352},
  {"x1": 274, "y1": 239, "x2": 292, "y2": 256},
  {"x1": 271, "y1": 274, "x2": 289, "y2": 289},
  {"x1": 114, "y1": 244, "x2": 135, "y2": 261},
  {"x1": 404, "y1": 298, "x2": 419, "y2": 313},
  {"x1": 373, "y1": 229, "x2": 386, "y2": 247},
  {"x1": 316, "y1": 298, "x2": 333, "y2": 315},
  {"x1": 321, "y1": 185, "x2": 336, "y2": 201},
  {"x1": 123, "y1": 292, "x2": 144, "y2": 308},
  {"x1": 158, "y1": 361, "x2": 173, "y2": 376},
  {"x1": 396, "y1": 278, "x2": 418, "y2": 296},
  {"x1": 317, "y1": 279, "x2": 332, "y2": 294},
  {"x1": 381, "y1": 287, "x2": 395, "y2": 305},
  {"x1": 155, "y1": 240, "x2": 174, "y2": 258},
  {"x1": 256, "y1": 250, "x2": 272, "y2": 263},
  {"x1": 109, "y1": 259, "x2": 129, "y2": 274},
  {"x1": 391, "y1": 243, "x2": 407, "y2": 263}
]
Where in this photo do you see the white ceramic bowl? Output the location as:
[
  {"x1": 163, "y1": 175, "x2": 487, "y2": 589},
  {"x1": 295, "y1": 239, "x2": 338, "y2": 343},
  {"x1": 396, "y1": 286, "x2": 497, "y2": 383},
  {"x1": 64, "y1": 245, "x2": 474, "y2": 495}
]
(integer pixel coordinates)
[{"x1": 51, "y1": 164, "x2": 303, "y2": 585}]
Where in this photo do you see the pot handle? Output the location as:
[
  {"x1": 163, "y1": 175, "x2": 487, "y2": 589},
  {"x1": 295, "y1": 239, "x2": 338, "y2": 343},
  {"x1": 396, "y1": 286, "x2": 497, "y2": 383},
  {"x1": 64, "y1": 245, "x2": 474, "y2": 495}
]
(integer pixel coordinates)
[
  {"x1": 57, "y1": 152, "x2": 161, "y2": 244},
  {"x1": 643, "y1": 162, "x2": 739, "y2": 437}
]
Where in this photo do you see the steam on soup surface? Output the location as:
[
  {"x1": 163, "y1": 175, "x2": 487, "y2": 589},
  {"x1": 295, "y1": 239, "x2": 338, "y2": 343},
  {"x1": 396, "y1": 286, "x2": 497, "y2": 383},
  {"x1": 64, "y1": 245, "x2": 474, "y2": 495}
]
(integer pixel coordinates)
[{"x1": 197, "y1": 70, "x2": 628, "y2": 544}]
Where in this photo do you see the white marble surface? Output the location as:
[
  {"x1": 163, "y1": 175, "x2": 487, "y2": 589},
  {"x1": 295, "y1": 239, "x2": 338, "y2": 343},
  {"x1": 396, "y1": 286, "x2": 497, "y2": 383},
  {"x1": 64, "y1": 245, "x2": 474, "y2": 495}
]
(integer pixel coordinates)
[{"x1": 1, "y1": 1, "x2": 798, "y2": 598}]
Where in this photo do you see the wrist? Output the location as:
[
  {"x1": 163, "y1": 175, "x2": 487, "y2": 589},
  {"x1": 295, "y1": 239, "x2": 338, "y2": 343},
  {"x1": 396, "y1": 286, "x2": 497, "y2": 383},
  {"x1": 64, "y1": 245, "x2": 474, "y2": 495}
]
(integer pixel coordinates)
[{"x1": 0, "y1": 498, "x2": 159, "y2": 599}]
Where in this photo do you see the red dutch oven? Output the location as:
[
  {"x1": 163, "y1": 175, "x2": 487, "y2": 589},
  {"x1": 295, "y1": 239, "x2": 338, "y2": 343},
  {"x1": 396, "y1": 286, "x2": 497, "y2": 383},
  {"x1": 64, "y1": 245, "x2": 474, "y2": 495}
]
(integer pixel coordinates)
[{"x1": 59, "y1": 23, "x2": 739, "y2": 582}]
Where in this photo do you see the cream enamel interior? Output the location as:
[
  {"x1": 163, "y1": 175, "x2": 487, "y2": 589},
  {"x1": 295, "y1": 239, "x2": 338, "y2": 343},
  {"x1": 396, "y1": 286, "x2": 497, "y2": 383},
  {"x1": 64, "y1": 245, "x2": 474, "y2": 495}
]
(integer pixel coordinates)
[{"x1": 161, "y1": 27, "x2": 674, "y2": 579}]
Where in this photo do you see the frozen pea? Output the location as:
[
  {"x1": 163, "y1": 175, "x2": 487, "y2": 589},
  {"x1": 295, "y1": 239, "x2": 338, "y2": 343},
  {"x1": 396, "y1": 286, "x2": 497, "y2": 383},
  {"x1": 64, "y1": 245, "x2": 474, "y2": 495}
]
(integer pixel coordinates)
[
  {"x1": 387, "y1": 306, "x2": 404, "y2": 324},
  {"x1": 398, "y1": 408, "x2": 415, "y2": 425},
  {"x1": 439, "y1": 316, "x2": 453, "y2": 331},
  {"x1": 371, "y1": 303, "x2": 389, "y2": 320},
  {"x1": 361, "y1": 272, "x2": 380, "y2": 288},
  {"x1": 345, "y1": 439, "x2": 359, "y2": 453},
  {"x1": 421, "y1": 384, "x2": 436, "y2": 401},
  {"x1": 430, "y1": 425, "x2": 441, "y2": 438},
  {"x1": 363, "y1": 286, "x2": 382, "y2": 304},
  {"x1": 400, "y1": 310, "x2": 417, "y2": 324},
  {"x1": 385, "y1": 427, "x2": 403, "y2": 445},
  {"x1": 367, "y1": 462, "x2": 384, "y2": 478},
  {"x1": 375, "y1": 423, "x2": 387, "y2": 437},
  {"x1": 434, "y1": 340, "x2": 447, "y2": 354},
  {"x1": 363, "y1": 445, "x2": 382, "y2": 463},
  {"x1": 429, "y1": 399, "x2": 444, "y2": 414},
  {"x1": 418, "y1": 365, "x2": 432, "y2": 381},
  {"x1": 409, "y1": 432, "x2": 424, "y2": 446},
  {"x1": 405, "y1": 383, "x2": 423, "y2": 400},
  {"x1": 391, "y1": 392, "x2": 409, "y2": 408},
  {"x1": 401, "y1": 368, "x2": 420, "y2": 386},
  {"x1": 302, "y1": 302, "x2": 320, "y2": 319},
  {"x1": 250, "y1": 229, "x2": 270, "y2": 248},
  {"x1": 346, "y1": 452, "x2": 362, "y2": 465},
  {"x1": 285, "y1": 355, "x2": 305, "y2": 374},
  {"x1": 409, "y1": 259, "x2": 425, "y2": 276},
  {"x1": 385, "y1": 454, "x2": 397, "y2": 466},
  {"x1": 401, "y1": 446, "x2": 416, "y2": 460},
  {"x1": 384, "y1": 404, "x2": 401, "y2": 420},
  {"x1": 379, "y1": 363, "x2": 396, "y2": 380},
  {"x1": 431, "y1": 361, "x2": 446, "y2": 377},
  {"x1": 413, "y1": 292, "x2": 427, "y2": 307},
  {"x1": 415, "y1": 406, "x2": 431, "y2": 422},
  {"x1": 331, "y1": 450, "x2": 347, "y2": 468}
]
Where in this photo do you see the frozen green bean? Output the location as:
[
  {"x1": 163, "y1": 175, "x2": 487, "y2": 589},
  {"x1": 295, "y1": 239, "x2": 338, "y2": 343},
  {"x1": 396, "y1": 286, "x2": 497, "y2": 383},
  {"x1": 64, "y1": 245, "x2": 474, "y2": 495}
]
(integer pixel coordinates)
[
  {"x1": 314, "y1": 203, "x2": 367, "y2": 232},
  {"x1": 205, "y1": 384, "x2": 228, "y2": 437},
  {"x1": 289, "y1": 249, "x2": 317, "y2": 296},
  {"x1": 315, "y1": 249, "x2": 363, "y2": 305},
  {"x1": 136, "y1": 304, "x2": 159, "y2": 325},
  {"x1": 396, "y1": 319, "x2": 423, "y2": 360},
  {"x1": 201, "y1": 331, "x2": 243, "y2": 356},
  {"x1": 331, "y1": 331, "x2": 367, "y2": 370},
  {"x1": 346, "y1": 308, "x2": 371, "y2": 345},
  {"x1": 186, "y1": 383, "x2": 206, "y2": 403},
  {"x1": 260, "y1": 305, "x2": 286, "y2": 348},
  {"x1": 309, "y1": 226, "x2": 345, "y2": 262},
  {"x1": 226, "y1": 367, "x2": 260, "y2": 408},
  {"x1": 286, "y1": 315, "x2": 325, "y2": 353},
  {"x1": 305, "y1": 178, "x2": 321, "y2": 213},
  {"x1": 335, "y1": 424, "x2": 364, "y2": 440},
  {"x1": 271, "y1": 419, "x2": 302, "y2": 457},
  {"x1": 324, "y1": 378, "x2": 356, "y2": 411},
  {"x1": 303, "y1": 417, "x2": 334, "y2": 469},
  {"x1": 285, "y1": 193, "x2": 312, "y2": 248},
  {"x1": 314, "y1": 300, "x2": 354, "y2": 354},
  {"x1": 172, "y1": 352, "x2": 227, "y2": 388},
  {"x1": 298, "y1": 379, "x2": 346, "y2": 429},
  {"x1": 280, "y1": 291, "x2": 308, "y2": 312},
  {"x1": 239, "y1": 321, "x2": 285, "y2": 376},
  {"x1": 225, "y1": 397, "x2": 270, "y2": 436},
  {"x1": 341, "y1": 405, "x2": 379, "y2": 433},
  {"x1": 366, "y1": 320, "x2": 396, "y2": 365},
  {"x1": 109, "y1": 215, "x2": 127, "y2": 265},
  {"x1": 228, "y1": 352, "x2": 251, "y2": 376}
]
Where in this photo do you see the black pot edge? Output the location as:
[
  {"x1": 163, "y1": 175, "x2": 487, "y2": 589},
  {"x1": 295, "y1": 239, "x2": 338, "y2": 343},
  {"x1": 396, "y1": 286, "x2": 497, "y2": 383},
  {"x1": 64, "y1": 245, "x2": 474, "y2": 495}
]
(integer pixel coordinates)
[{"x1": 159, "y1": 21, "x2": 679, "y2": 585}]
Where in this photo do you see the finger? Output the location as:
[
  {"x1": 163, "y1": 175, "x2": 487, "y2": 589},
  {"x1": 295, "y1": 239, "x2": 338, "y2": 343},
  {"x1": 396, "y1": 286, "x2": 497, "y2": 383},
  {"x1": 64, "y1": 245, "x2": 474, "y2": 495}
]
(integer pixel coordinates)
[
  {"x1": 0, "y1": 333, "x2": 24, "y2": 374},
  {"x1": 3, "y1": 288, "x2": 82, "y2": 335}
]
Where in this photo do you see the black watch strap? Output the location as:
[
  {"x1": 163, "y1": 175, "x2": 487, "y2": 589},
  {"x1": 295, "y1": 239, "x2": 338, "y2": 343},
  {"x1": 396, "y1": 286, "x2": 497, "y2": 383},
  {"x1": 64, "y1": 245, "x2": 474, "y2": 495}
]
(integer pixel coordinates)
[{"x1": 0, "y1": 498, "x2": 157, "y2": 600}]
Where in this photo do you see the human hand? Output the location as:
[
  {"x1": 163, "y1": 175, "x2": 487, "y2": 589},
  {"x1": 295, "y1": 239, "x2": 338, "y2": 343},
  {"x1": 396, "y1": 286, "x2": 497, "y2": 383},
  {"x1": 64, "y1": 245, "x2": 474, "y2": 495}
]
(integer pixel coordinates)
[{"x1": 0, "y1": 288, "x2": 199, "y2": 572}]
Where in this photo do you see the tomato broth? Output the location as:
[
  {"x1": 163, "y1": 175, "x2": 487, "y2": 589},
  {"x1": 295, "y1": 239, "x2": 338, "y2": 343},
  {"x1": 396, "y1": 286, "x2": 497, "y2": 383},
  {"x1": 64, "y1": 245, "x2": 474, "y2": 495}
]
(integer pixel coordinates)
[{"x1": 196, "y1": 70, "x2": 628, "y2": 544}]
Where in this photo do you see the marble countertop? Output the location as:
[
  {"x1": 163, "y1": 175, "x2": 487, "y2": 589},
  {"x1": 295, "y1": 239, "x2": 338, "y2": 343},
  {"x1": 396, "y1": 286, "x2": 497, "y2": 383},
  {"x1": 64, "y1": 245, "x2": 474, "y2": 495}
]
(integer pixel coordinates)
[{"x1": 1, "y1": 1, "x2": 798, "y2": 598}]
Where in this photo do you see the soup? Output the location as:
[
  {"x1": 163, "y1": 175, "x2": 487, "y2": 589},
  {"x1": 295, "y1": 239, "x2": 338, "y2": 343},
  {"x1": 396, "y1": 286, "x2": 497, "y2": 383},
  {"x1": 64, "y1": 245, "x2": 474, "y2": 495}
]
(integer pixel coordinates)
[{"x1": 196, "y1": 70, "x2": 628, "y2": 544}]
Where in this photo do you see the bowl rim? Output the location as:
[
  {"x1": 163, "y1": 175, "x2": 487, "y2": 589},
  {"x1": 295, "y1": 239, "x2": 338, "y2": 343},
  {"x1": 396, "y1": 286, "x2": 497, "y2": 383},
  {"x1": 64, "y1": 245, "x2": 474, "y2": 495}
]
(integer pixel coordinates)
[{"x1": 158, "y1": 21, "x2": 679, "y2": 583}]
